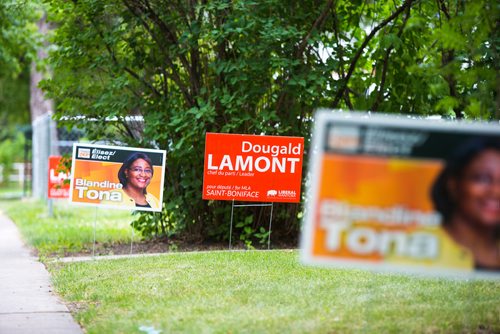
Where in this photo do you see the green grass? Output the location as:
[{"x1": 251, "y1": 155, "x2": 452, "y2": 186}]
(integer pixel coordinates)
[
  {"x1": 0, "y1": 199, "x2": 136, "y2": 257},
  {"x1": 2, "y1": 199, "x2": 499, "y2": 332},
  {"x1": 49, "y1": 250, "x2": 500, "y2": 334},
  {"x1": 0, "y1": 181, "x2": 26, "y2": 198}
]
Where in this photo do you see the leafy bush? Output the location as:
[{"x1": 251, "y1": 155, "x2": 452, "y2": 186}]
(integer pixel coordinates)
[
  {"x1": 0, "y1": 131, "x2": 27, "y2": 184},
  {"x1": 40, "y1": 0, "x2": 499, "y2": 241}
]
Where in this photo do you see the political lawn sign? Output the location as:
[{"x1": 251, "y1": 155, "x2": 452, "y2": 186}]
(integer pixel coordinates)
[
  {"x1": 48, "y1": 155, "x2": 71, "y2": 199},
  {"x1": 301, "y1": 110, "x2": 500, "y2": 278},
  {"x1": 70, "y1": 143, "x2": 166, "y2": 212},
  {"x1": 203, "y1": 133, "x2": 304, "y2": 203}
]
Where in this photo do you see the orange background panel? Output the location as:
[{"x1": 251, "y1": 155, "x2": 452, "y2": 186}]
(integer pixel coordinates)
[
  {"x1": 312, "y1": 154, "x2": 443, "y2": 260},
  {"x1": 318, "y1": 154, "x2": 441, "y2": 210},
  {"x1": 71, "y1": 160, "x2": 162, "y2": 204}
]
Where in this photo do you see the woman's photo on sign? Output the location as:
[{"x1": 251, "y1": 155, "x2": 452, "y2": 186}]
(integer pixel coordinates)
[
  {"x1": 117, "y1": 152, "x2": 161, "y2": 209},
  {"x1": 431, "y1": 137, "x2": 500, "y2": 271}
]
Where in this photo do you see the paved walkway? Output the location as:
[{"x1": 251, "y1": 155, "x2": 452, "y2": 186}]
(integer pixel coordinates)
[{"x1": 0, "y1": 211, "x2": 82, "y2": 334}]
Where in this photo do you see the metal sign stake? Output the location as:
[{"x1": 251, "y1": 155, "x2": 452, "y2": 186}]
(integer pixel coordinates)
[
  {"x1": 130, "y1": 222, "x2": 135, "y2": 255},
  {"x1": 92, "y1": 206, "x2": 98, "y2": 259},
  {"x1": 229, "y1": 202, "x2": 274, "y2": 250},
  {"x1": 229, "y1": 199, "x2": 235, "y2": 249},
  {"x1": 268, "y1": 203, "x2": 274, "y2": 250}
]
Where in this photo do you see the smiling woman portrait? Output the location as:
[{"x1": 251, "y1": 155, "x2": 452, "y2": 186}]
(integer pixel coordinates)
[
  {"x1": 117, "y1": 152, "x2": 161, "y2": 209},
  {"x1": 431, "y1": 137, "x2": 500, "y2": 271}
]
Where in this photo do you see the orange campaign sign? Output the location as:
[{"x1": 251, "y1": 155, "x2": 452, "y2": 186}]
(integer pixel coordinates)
[
  {"x1": 69, "y1": 143, "x2": 166, "y2": 212},
  {"x1": 301, "y1": 110, "x2": 500, "y2": 278},
  {"x1": 202, "y1": 133, "x2": 304, "y2": 203},
  {"x1": 48, "y1": 155, "x2": 71, "y2": 199}
]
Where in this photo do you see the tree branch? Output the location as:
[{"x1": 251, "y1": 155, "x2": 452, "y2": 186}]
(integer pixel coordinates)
[
  {"x1": 371, "y1": 1, "x2": 412, "y2": 111},
  {"x1": 122, "y1": 0, "x2": 196, "y2": 107},
  {"x1": 142, "y1": 0, "x2": 199, "y2": 95},
  {"x1": 93, "y1": 19, "x2": 163, "y2": 98},
  {"x1": 331, "y1": 0, "x2": 415, "y2": 109},
  {"x1": 276, "y1": 0, "x2": 335, "y2": 114},
  {"x1": 295, "y1": 0, "x2": 335, "y2": 59},
  {"x1": 437, "y1": 0, "x2": 450, "y2": 20},
  {"x1": 437, "y1": 0, "x2": 462, "y2": 118}
]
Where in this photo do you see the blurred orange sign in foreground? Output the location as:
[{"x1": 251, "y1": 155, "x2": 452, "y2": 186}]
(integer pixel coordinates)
[{"x1": 301, "y1": 110, "x2": 500, "y2": 278}]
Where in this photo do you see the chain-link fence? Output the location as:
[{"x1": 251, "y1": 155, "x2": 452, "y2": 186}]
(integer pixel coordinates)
[
  {"x1": 30, "y1": 114, "x2": 144, "y2": 199},
  {"x1": 31, "y1": 113, "x2": 84, "y2": 199}
]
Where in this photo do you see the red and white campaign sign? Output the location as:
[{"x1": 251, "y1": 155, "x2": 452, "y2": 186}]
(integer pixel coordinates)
[
  {"x1": 202, "y1": 133, "x2": 304, "y2": 203},
  {"x1": 48, "y1": 155, "x2": 71, "y2": 199}
]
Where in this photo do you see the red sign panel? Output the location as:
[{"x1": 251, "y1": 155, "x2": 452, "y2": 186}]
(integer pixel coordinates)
[
  {"x1": 202, "y1": 133, "x2": 304, "y2": 203},
  {"x1": 48, "y1": 156, "x2": 71, "y2": 199}
]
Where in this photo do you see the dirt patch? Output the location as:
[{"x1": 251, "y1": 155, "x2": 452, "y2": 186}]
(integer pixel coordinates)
[
  {"x1": 65, "y1": 301, "x2": 99, "y2": 314},
  {"x1": 53, "y1": 238, "x2": 297, "y2": 258}
]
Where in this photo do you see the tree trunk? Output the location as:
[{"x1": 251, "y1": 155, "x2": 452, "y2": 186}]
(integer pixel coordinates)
[{"x1": 30, "y1": 12, "x2": 58, "y2": 199}]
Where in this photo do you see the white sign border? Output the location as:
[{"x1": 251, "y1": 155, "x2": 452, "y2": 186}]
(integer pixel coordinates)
[{"x1": 69, "y1": 142, "x2": 167, "y2": 213}]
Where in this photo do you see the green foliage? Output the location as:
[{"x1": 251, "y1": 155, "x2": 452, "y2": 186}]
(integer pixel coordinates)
[
  {"x1": 236, "y1": 215, "x2": 256, "y2": 249},
  {"x1": 0, "y1": 0, "x2": 41, "y2": 77},
  {"x1": 0, "y1": 1, "x2": 40, "y2": 154},
  {"x1": 255, "y1": 227, "x2": 271, "y2": 246},
  {"x1": 0, "y1": 68, "x2": 31, "y2": 132},
  {"x1": 130, "y1": 208, "x2": 177, "y2": 240},
  {"x1": 40, "y1": 0, "x2": 499, "y2": 240},
  {"x1": 0, "y1": 132, "x2": 25, "y2": 164},
  {"x1": 0, "y1": 132, "x2": 26, "y2": 183},
  {"x1": 58, "y1": 154, "x2": 72, "y2": 186},
  {"x1": 235, "y1": 215, "x2": 271, "y2": 249}
]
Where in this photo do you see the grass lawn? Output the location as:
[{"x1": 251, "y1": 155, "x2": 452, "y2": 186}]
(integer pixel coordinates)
[
  {"x1": 50, "y1": 250, "x2": 500, "y2": 333},
  {"x1": 2, "y1": 199, "x2": 499, "y2": 333},
  {"x1": 0, "y1": 199, "x2": 136, "y2": 257},
  {"x1": 0, "y1": 182, "x2": 26, "y2": 198}
]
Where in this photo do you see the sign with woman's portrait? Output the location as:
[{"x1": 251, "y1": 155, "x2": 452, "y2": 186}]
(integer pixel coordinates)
[
  {"x1": 69, "y1": 143, "x2": 166, "y2": 212},
  {"x1": 301, "y1": 110, "x2": 500, "y2": 278}
]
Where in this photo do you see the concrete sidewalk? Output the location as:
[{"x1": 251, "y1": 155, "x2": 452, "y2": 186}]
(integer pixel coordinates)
[{"x1": 0, "y1": 211, "x2": 82, "y2": 334}]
